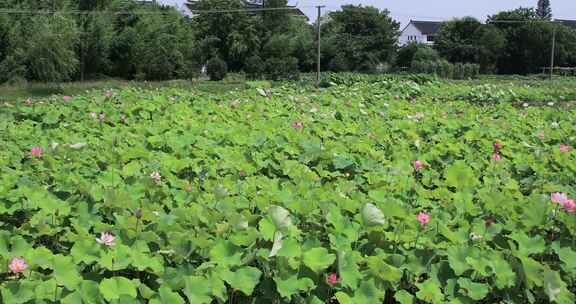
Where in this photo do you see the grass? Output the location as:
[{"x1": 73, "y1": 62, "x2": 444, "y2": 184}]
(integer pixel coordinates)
[
  {"x1": 2, "y1": 73, "x2": 575, "y2": 104},
  {"x1": 0, "y1": 78, "x2": 249, "y2": 102}
]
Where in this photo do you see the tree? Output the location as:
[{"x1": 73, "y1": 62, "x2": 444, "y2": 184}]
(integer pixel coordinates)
[
  {"x1": 132, "y1": 11, "x2": 199, "y2": 80},
  {"x1": 206, "y1": 57, "x2": 228, "y2": 81},
  {"x1": 189, "y1": 0, "x2": 261, "y2": 71},
  {"x1": 488, "y1": 7, "x2": 576, "y2": 74},
  {"x1": 321, "y1": 5, "x2": 400, "y2": 73},
  {"x1": 412, "y1": 46, "x2": 440, "y2": 63},
  {"x1": 78, "y1": 14, "x2": 115, "y2": 79},
  {"x1": 396, "y1": 43, "x2": 423, "y2": 68},
  {"x1": 536, "y1": 0, "x2": 552, "y2": 19},
  {"x1": 286, "y1": 16, "x2": 315, "y2": 72},
  {"x1": 473, "y1": 25, "x2": 506, "y2": 73},
  {"x1": 262, "y1": 0, "x2": 290, "y2": 34},
  {"x1": 5, "y1": 14, "x2": 80, "y2": 82},
  {"x1": 434, "y1": 17, "x2": 483, "y2": 64}
]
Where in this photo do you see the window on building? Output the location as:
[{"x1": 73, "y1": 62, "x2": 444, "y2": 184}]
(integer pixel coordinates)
[{"x1": 427, "y1": 35, "x2": 435, "y2": 42}]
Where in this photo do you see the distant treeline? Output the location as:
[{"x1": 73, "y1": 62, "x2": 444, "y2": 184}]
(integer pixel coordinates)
[{"x1": 0, "y1": 0, "x2": 575, "y2": 84}]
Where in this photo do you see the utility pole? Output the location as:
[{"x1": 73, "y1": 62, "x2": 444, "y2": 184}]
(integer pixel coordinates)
[
  {"x1": 316, "y1": 5, "x2": 325, "y2": 87},
  {"x1": 550, "y1": 24, "x2": 556, "y2": 80}
]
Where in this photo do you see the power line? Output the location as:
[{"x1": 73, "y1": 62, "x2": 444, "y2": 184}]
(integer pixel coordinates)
[
  {"x1": 0, "y1": 9, "x2": 175, "y2": 15},
  {"x1": 0, "y1": 7, "x2": 302, "y2": 15},
  {"x1": 487, "y1": 19, "x2": 561, "y2": 23},
  {"x1": 190, "y1": 7, "x2": 300, "y2": 14}
]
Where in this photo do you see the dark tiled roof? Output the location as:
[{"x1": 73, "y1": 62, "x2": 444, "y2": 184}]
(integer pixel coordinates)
[
  {"x1": 411, "y1": 20, "x2": 442, "y2": 35},
  {"x1": 186, "y1": 0, "x2": 308, "y2": 20},
  {"x1": 556, "y1": 19, "x2": 576, "y2": 29}
]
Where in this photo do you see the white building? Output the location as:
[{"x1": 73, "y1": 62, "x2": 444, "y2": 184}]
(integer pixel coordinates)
[
  {"x1": 398, "y1": 20, "x2": 442, "y2": 46},
  {"x1": 139, "y1": 0, "x2": 193, "y2": 15}
]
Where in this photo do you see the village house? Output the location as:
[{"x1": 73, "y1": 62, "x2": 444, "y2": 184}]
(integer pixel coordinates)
[{"x1": 398, "y1": 20, "x2": 442, "y2": 46}]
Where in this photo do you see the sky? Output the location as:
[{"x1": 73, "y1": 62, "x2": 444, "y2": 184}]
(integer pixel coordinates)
[
  {"x1": 159, "y1": 0, "x2": 576, "y2": 25},
  {"x1": 293, "y1": 0, "x2": 576, "y2": 25}
]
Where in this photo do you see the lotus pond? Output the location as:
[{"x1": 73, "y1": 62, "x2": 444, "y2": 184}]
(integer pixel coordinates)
[{"x1": 0, "y1": 77, "x2": 575, "y2": 303}]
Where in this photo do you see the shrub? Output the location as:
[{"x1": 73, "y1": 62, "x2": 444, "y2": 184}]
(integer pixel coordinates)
[
  {"x1": 396, "y1": 43, "x2": 438, "y2": 69},
  {"x1": 328, "y1": 54, "x2": 349, "y2": 72},
  {"x1": 412, "y1": 46, "x2": 440, "y2": 63},
  {"x1": 411, "y1": 60, "x2": 479, "y2": 79},
  {"x1": 12, "y1": 15, "x2": 79, "y2": 82},
  {"x1": 206, "y1": 57, "x2": 228, "y2": 81},
  {"x1": 438, "y1": 60, "x2": 454, "y2": 79},
  {"x1": 0, "y1": 55, "x2": 26, "y2": 84},
  {"x1": 244, "y1": 55, "x2": 265, "y2": 80},
  {"x1": 264, "y1": 56, "x2": 299, "y2": 81}
]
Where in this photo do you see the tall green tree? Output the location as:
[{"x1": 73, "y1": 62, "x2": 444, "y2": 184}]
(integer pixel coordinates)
[
  {"x1": 434, "y1": 17, "x2": 483, "y2": 64},
  {"x1": 132, "y1": 11, "x2": 198, "y2": 80},
  {"x1": 536, "y1": 0, "x2": 552, "y2": 19},
  {"x1": 262, "y1": 0, "x2": 290, "y2": 34},
  {"x1": 322, "y1": 5, "x2": 400, "y2": 73},
  {"x1": 396, "y1": 43, "x2": 430, "y2": 68},
  {"x1": 189, "y1": 0, "x2": 261, "y2": 70},
  {"x1": 489, "y1": 7, "x2": 576, "y2": 74},
  {"x1": 473, "y1": 25, "x2": 506, "y2": 73},
  {"x1": 8, "y1": 14, "x2": 80, "y2": 82},
  {"x1": 78, "y1": 14, "x2": 115, "y2": 79}
]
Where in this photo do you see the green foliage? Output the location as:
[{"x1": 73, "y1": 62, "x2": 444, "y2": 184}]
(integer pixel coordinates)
[
  {"x1": 79, "y1": 14, "x2": 115, "y2": 78},
  {"x1": 473, "y1": 25, "x2": 507, "y2": 73},
  {"x1": 264, "y1": 57, "x2": 300, "y2": 80},
  {"x1": 132, "y1": 12, "x2": 199, "y2": 81},
  {"x1": 244, "y1": 55, "x2": 265, "y2": 80},
  {"x1": 1, "y1": 75, "x2": 575, "y2": 303},
  {"x1": 0, "y1": 55, "x2": 27, "y2": 84},
  {"x1": 190, "y1": 0, "x2": 261, "y2": 71},
  {"x1": 489, "y1": 8, "x2": 576, "y2": 74},
  {"x1": 322, "y1": 5, "x2": 400, "y2": 73},
  {"x1": 536, "y1": 0, "x2": 552, "y2": 19},
  {"x1": 207, "y1": 57, "x2": 228, "y2": 81},
  {"x1": 411, "y1": 60, "x2": 479, "y2": 79},
  {"x1": 3, "y1": 14, "x2": 80, "y2": 82},
  {"x1": 412, "y1": 45, "x2": 440, "y2": 63},
  {"x1": 435, "y1": 17, "x2": 483, "y2": 64},
  {"x1": 396, "y1": 43, "x2": 425, "y2": 68}
]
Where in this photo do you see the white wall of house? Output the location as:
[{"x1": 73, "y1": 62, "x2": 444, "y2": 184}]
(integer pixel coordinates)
[{"x1": 398, "y1": 23, "x2": 434, "y2": 46}]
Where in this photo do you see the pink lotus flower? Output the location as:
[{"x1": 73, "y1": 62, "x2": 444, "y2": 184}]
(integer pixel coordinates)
[
  {"x1": 416, "y1": 212, "x2": 430, "y2": 226},
  {"x1": 120, "y1": 114, "x2": 127, "y2": 124},
  {"x1": 291, "y1": 122, "x2": 303, "y2": 129},
  {"x1": 30, "y1": 146, "x2": 43, "y2": 157},
  {"x1": 99, "y1": 113, "x2": 106, "y2": 122},
  {"x1": 8, "y1": 257, "x2": 28, "y2": 273},
  {"x1": 551, "y1": 192, "x2": 568, "y2": 205},
  {"x1": 150, "y1": 171, "x2": 162, "y2": 183},
  {"x1": 413, "y1": 160, "x2": 424, "y2": 171},
  {"x1": 63, "y1": 96, "x2": 72, "y2": 102},
  {"x1": 25, "y1": 98, "x2": 33, "y2": 106},
  {"x1": 492, "y1": 153, "x2": 502, "y2": 161},
  {"x1": 560, "y1": 144, "x2": 572, "y2": 153},
  {"x1": 104, "y1": 90, "x2": 113, "y2": 98},
  {"x1": 326, "y1": 273, "x2": 339, "y2": 285},
  {"x1": 90, "y1": 112, "x2": 97, "y2": 119},
  {"x1": 562, "y1": 199, "x2": 576, "y2": 213},
  {"x1": 493, "y1": 141, "x2": 503, "y2": 151},
  {"x1": 96, "y1": 232, "x2": 116, "y2": 247}
]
